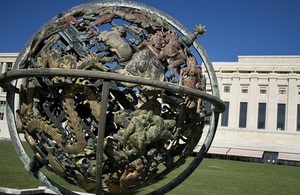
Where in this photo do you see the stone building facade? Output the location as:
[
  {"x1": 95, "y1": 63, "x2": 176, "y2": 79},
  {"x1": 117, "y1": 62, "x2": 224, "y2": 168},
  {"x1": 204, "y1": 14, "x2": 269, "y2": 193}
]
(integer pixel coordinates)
[
  {"x1": 202, "y1": 55, "x2": 300, "y2": 165},
  {"x1": 1, "y1": 53, "x2": 300, "y2": 164},
  {"x1": 0, "y1": 53, "x2": 18, "y2": 139}
]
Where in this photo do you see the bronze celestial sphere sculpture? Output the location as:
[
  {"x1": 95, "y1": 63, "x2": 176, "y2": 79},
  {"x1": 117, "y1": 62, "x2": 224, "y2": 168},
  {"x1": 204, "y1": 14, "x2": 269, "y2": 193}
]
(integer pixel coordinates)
[{"x1": 0, "y1": 1, "x2": 225, "y2": 194}]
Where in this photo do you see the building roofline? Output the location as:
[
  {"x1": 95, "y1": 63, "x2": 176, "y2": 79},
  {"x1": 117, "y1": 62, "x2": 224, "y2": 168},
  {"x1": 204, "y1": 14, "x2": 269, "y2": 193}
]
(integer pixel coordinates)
[
  {"x1": 238, "y1": 55, "x2": 300, "y2": 58},
  {"x1": 0, "y1": 53, "x2": 19, "y2": 57}
]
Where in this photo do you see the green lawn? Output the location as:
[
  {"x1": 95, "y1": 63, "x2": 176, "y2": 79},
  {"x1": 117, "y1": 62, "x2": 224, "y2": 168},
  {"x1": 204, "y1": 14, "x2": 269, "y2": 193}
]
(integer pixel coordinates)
[{"x1": 1, "y1": 140, "x2": 300, "y2": 194}]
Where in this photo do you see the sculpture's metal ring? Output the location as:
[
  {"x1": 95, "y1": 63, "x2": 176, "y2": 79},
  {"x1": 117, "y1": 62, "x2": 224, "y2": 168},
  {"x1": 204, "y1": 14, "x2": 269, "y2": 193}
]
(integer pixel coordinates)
[
  {"x1": 0, "y1": 69, "x2": 225, "y2": 113},
  {"x1": 1, "y1": 0, "x2": 225, "y2": 194},
  {"x1": 1, "y1": 68, "x2": 224, "y2": 195}
]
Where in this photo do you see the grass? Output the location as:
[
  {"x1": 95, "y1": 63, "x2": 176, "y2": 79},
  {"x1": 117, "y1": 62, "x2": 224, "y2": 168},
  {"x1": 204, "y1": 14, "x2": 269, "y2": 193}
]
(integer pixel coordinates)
[
  {"x1": 1, "y1": 140, "x2": 300, "y2": 194},
  {"x1": 0, "y1": 140, "x2": 84, "y2": 192}
]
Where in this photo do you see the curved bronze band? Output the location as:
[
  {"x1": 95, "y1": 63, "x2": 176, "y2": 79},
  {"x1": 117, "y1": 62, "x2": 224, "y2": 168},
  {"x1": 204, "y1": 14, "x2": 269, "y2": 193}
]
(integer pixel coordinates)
[
  {"x1": 0, "y1": 68, "x2": 225, "y2": 113},
  {"x1": 2, "y1": 0, "x2": 224, "y2": 194}
]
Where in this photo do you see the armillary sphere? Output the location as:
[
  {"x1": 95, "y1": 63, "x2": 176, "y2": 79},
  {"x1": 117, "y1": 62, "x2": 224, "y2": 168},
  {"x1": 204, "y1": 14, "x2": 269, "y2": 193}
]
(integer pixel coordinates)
[{"x1": 0, "y1": 1, "x2": 225, "y2": 194}]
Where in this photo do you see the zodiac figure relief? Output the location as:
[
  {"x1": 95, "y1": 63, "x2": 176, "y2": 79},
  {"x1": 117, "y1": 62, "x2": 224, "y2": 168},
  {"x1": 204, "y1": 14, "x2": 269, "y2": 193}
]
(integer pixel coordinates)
[
  {"x1": 113, "y1": 110, "x2": 176, "y2": 157},
  {"x1": 180, "y1": 56, "x2": 206, "y2": 111},
  {"x1": 107, "y1": 158, "x2": 145, "y2": 193},
  {"x1": 114, "y1": 48, "x2": 165, "y2": 87},
  {"x1": 16, "y1": 4, "x2": 207, "y2": 194},
  {"x1": 97, "y1": 26, "x2": 133, "y2": 62},
  {"x1": 119, "y1": 158, "x2": 145, "y2": 188},
  {"x1": 141, "y1": 30, "x2": 187, "y2": 76}
]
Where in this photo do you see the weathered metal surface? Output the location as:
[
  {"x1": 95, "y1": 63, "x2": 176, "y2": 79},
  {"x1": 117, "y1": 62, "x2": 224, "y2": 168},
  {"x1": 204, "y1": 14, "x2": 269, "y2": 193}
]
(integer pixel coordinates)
[
  {"x1": 0, "y1": 1, "x2": 225, "y2": 194},
  {"x1": 0, "y1": 69, "x2": 225, "y2": 113},
  {"x1": 96, "y1": 81, "x2": 110, "y2": 195}
]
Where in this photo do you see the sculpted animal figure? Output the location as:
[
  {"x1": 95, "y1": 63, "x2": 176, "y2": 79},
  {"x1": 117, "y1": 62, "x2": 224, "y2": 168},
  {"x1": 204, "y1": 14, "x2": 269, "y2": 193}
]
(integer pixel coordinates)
[
  {"x1": 97, "y1": 26, "x2": 133, "y2": 62},
  {"x1": 115, "y1": 48, "x2": 165, "y2": 94}
]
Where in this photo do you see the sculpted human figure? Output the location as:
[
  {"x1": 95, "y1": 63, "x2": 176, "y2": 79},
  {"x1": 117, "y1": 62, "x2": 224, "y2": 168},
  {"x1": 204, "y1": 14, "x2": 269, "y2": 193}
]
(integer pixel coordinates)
[
  {"x1": 163, "y1": 31, "x2": 187, "y2": 75},
  {"x1": 113, "y1": 110, "x2": 176, "y2": 156},
  {"x1": 142, "y1": 31, "x2": 166, "y2": 55},
  {"x1": 10, "y1": 3, "x2": 211, "y2": 193},
  {"x1": 120, "y1": 158, "x2": 145, "y2": 188},
  {"x1": 107, "y1": 158, "x2": 145, "y2": 192},
  {"x1": 113, "y1": 110, "x2": 147, "y2": 143},
  {"x1": 180, "y1": 56, "x2": 204, "y2": 108},
  {"x1": 142, "y1": 30, "x2": 187, "y2": 76}
]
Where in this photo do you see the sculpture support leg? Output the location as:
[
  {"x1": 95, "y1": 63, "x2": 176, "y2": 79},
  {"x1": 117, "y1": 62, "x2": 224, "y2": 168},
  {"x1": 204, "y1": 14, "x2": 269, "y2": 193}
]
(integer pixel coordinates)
[{"x1": 96, "y1": 81, "x2": 110, "y2": 195}]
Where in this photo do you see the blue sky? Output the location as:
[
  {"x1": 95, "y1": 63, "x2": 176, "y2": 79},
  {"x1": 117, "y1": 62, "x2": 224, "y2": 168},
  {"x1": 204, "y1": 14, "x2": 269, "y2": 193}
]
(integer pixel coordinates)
[{"x1": 1, "y1": 0, "x2": 299, "y2": 61}]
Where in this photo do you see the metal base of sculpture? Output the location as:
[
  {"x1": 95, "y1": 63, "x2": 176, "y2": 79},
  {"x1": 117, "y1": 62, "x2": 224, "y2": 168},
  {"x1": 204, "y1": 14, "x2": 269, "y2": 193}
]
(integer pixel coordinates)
[{"x1": 0, "y1": 1, "x2": 225, "y2": 194}]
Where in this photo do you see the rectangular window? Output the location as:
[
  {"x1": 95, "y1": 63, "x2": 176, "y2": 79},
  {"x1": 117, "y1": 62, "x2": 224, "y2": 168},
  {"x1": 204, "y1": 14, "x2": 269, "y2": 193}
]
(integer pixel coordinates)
[
  {"x1": 241, "y1": 88, "x2": 248, "y2": 93},
  {"x1": 221, "y1": 101, "x2": 229, "y2": 126},
  {"x1": 0, "y1": 101, "x2": 6, "y2": 120},
  {"x1": 239, "y1": 102, "x2": 248, "y2": 128},
  {"x1": 277, "y1": 103, "x2": 286, "y2": 130},
  {"x1": 297, "y1": 104, "x2": 300, "y2": 131},
  {"x1": 257, "y1": 103, "x2": 266, "y2": 129},
  {"x1": 224, "y1": 86, "x2": 230, "y2": 93},
  {"x1": 260, "y1": 88, "x2": 267, "y2": 94},
  {"x1": 279, "y1": 88, "x2": 286, "y2": 95},
  {"x1": 6, "y1": 62, "x2": 13, "y2": 72}
]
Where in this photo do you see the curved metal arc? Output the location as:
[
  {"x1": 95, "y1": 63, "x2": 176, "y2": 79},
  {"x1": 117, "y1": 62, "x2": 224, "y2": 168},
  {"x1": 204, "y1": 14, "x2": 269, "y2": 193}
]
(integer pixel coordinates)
[
  {"x1": 0, "y1": 68, "x2": 225, "y2": 113},
  {"x1": 1, "y1": 68, "x2": 224, "y2": 194},
  {"x1": 5, "y1": 91, "x2": 80, "y2": 195},
  {"x1": 2, "y1": 68, "x2": 223, "y2": 195},
  {"x1": 4, "y1": 1, "x2": 224, "y2": 194},
  {"x1": 148, "y1": 112, "x2": 219, "y2": 195}
]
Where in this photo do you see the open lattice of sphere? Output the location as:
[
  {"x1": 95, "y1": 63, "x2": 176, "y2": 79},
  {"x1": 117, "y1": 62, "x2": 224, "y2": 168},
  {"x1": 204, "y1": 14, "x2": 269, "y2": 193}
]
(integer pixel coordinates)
[{"x1": 0, "y1": 1, "x2": 225, "y2": 194}]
